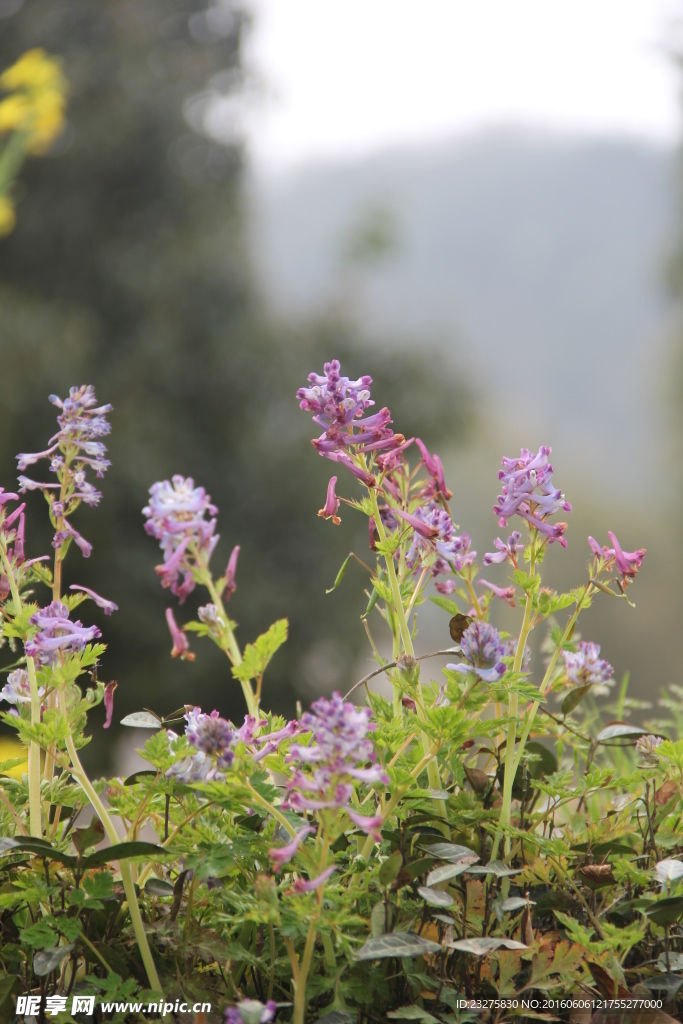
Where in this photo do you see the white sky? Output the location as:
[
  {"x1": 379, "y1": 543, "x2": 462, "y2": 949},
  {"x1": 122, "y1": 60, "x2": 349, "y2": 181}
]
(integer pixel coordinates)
[{"x1": 241, "y1": 0, "x2": 682, "y2": 171}]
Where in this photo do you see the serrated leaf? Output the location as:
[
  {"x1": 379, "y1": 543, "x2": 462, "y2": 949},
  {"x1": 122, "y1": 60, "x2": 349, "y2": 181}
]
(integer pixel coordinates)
[
  {"x1": 120, "y1": 711, "x2": 161, "y2": 728},
  {"x1": 232, "y1": 619, "x2": 288, "y2": 684},
  {"x1": 33, "y1": 944, "x2": 74, "y2": 975},
  {"x1": 448, "y1": 937, "x2": 527, "y2": 955},
  {"x1": 356, "y1": 931, "x2": 441, "y2": 960},
  {"x1": 426, "y1": 860, "x2": 478, "y2": 885},
  {"x1": 417, "y1": 885, "x2": 454, "y2": 907},
  {"x1": 429, "y1": 595, "x2": 462, "y2": 617}
]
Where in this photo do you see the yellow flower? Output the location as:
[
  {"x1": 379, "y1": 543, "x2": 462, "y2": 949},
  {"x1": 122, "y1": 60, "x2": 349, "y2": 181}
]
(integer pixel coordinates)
[
  {"x1": 0, "y1": 48, "x2": 67, "y2": 153},
  {"x1": 0, "y1": 735, "x2": 27, "y2": 779},
  {"x1": 0, "y1": 195, "x2": 16, "y2": 236}
]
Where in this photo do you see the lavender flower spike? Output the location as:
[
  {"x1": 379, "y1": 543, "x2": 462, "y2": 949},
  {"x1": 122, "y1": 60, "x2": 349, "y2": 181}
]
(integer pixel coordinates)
[
  {"x1": 493, "y1": 446, "x2": 571, "y2": 542},
  {"x1": 268, "y1": 825, "x2": 314, "y2": 873},
  {"x1": 25, "y1": 602, "x2": 101, "y2": 666},
  {"x1": 70, "y1": 585, "x2": 118, "y2": 615},
  {"x1": 318, "y1": 476, "x2": 341, "y2": 524}
]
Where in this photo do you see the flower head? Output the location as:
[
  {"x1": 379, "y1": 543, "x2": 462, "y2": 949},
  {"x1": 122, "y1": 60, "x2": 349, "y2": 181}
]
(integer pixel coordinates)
[
  {"x1": 563, "y1": 641, "x2": 614, "y2": 693},
  {"x1": 143, "y1": 475, "x2": 219, "y2": 602},
  {"x1": 395, "y1": 505, "x2": 474, "y2": 580},
  {"x1": 484, "y1": 531, "x2": 523, "y2": 568},
  {"x1": 225, "y1": 1000, "x2": 277, "y2": 1024},
  {"x1": 635, "y1": 734, "x2": 663, "y2": 763},
  {"x1": 493, "y1": 447, "x2": 571, "y2": 545},
  {"x1": 185, "y1": 707, "x2": 235, "y2": 769},
  {"x1": 448, "y1": 621, "x2": 506, "y2": 683},
  {"x1": 0, "y1": 668, "x2": 45, "y2": 706},
  {"x1": 25, "y1": 601, "x2": 101, "y2": 667}
]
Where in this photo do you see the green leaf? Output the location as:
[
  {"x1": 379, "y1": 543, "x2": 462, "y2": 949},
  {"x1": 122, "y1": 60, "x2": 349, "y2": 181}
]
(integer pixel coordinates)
[
  {"x1": 83, "y1": 871, "x2": 115, "y2": 901},
  {"x1": 512, "y1": 570, "x2": 540, "y2": 594},
  {"x1": 417, "y1": 885, "x2": 454, "y2": 907},
  {"x1": 33, "y1": 944, "x2": 74, "y2": 975},
  {"x1": 144, "y1": 878, "x2": 175, "y2": 897},
  {"x1": 378, "y1": 850, "x2": 403, "y2": 887},
  {"x1": 419, "y1": 842, "x2": 477, "y2": 862},
  {"x1": 561, "y1": 685, "x2": 592, "y2": 715},
  {"x1": 644, "y1": 897, "x2": 683, "y2": 927},
  {"x1": 447, "y1": 937, "x2": 527, "y2": 954},
  {"x1": 429, "y1": 595, "x2": 462, "y2": 617},
  {"x1": 467, "y1": 860, "x2": 522, "y2": 878},
  {"x1": 123, "y1": 770, "x2": 157, "y2": 785},
  {"x1": 388, "y1": 1009, "x2": 440, "y2": 1023},
  {"x1": 232, "y1": 619, "x2": 288, "y2": 684},
  {"x1": 426, "y1": 861, "x2": 478, "y2": 886},
  {"x1": 501, "y1": 897, "x2": 535, "y2": 912},
  {"x1": 597, "y1": 723, "x2": 666, "y2": 745},
  {"x1": 326, "y1": 553, "x2": 354, "y2": 594},
  {"x1": 82, "y1": 841, "x2": 168, "y2": 869},
  {"x1": 356, "y1": 931, "x2": 441, "y2": 960}
]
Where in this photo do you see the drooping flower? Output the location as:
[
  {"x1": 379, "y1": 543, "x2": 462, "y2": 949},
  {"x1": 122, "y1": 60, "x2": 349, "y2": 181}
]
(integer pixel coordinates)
[
  {"x1": 283, "y1": 692, "x2": 388, "y2": 839},
  {"x1": 318, "y1": 476, "x2": 341, "y2": 524},
  {"x1": 24, "y1": 601, "x2": 101, "y2": 666},
  {"x1": 69, "y1": 584, "x2": 118, "y2": 615},
  {"x1": 103, "y1": 680, "x2": 117, "y2": 729},
  {"x1": 484, "y1": 531, "x2": 523, "y2": 568},
  {"x1": 415, "y1": 438, "x2": 452, "y2": 500},
  {"x1": 225, "y1": 1000, "x2": 277, "y2": 1024},
  {"x1": 563, "y1": 641, "x2": 614, "y2": 693},
  {"x1": 0, "y1": 668, "x2": 45, "y2": 706},
  {"x1": 291, "y1": 864, "x2": 336, "y2": 893},
  {"x1": 493, "y1": 447, "x2": 571, "y2": 545},
  {"x1": 608, "y1": 531, "x2": 646, "y2": 582},
  {"x1": 143, "y1": 475, "x2": 219, "y2": 602},
  {"x1": 223, "y1": 544, "x2": 240, "y2": 599},
  {"x1": 268, "y1": 825, "x2": 314, "y2": 873},
  {"x1": 165, "y1": 608, "x2": 194, "y2": 661},
  {"x1": 448, "y1": 621, "x2": 506, "y2": 683},
  {"x1": 477, "y1": 579, "x2": 516, "y2": 607}
]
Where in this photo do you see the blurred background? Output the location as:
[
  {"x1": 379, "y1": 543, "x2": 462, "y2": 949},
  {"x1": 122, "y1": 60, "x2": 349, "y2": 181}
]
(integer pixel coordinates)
[{"x1": 0, "y1": 0, "x2": 681, "y2": 773}]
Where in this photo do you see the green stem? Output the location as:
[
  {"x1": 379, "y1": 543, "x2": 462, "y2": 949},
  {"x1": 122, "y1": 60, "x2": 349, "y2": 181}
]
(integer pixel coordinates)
[
  {"x1": 205, "y1": 576, "x2": 258, "y2": 717},
  {"x1": 492, "y1": 543, "x2": 537, "y2": 864},
  {"x1": 64, "y1": 731, "x2": 163, "y2": 995},
  {"x1": 244, "y1": 782, "x2": 298, "y2": 839},
  {"x1": 0, "y1": 540, "x2": 42, "y2": 837},
  {"x1": 511, "y1": 585, "x2": 592, "y2": 779},
  {"x1": 293, "y1": 917, "x2": 318, "y2": 1024}
]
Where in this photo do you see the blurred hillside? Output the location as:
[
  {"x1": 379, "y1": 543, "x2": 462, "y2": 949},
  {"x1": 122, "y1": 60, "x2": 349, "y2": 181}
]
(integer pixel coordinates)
[
  {"x1": 250, "y1": 131, "x2": 675, "y2": 497},
  {"x1": 249, "y1": 131, "x2": 681, "y2": 709}
]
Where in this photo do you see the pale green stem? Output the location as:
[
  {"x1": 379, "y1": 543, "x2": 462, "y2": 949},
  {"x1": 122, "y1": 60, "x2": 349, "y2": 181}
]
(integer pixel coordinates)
[
  {"x1": 0, "y1": 540, "x2": 42, "y2": 837},
  {"x1": 369, "y1": 490, "x2": 446, "y2": 826},
  {"x1": 64, "y1": 731, "x2": 163, "y2": 995},
  {"x1": 244, "y1": 781, "x2": 298, "y2": 839},
  {"x1": 511, "y1": 586, "x2": 592, "y2": 778},
  {"x1": 491, "y1": 545, "x2": 537, "y2": 864},
  {"x1": 292, "y1": 836, "x2": 330, "y2": 1024},
  {"x1": 205, "y1": 576, "x2": 258, "y2": 718}
]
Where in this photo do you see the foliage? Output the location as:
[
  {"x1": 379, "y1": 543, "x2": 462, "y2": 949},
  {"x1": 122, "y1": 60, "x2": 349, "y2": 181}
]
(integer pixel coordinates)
[{"x1": 0, "y1": 366, "x2": 680, "y2": 1024}]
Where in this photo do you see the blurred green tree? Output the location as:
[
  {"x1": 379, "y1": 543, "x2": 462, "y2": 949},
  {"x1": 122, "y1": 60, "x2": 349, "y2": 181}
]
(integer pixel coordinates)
[{"x1": 0, "y1": 0, "x2": 470, "y2": 769}]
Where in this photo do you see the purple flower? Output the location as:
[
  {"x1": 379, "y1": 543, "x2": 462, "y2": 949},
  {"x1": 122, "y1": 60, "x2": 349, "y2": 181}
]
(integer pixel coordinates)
[
  {"x1": 484, "y1": 531, "x2": 523, "y2": 568},
  {"x1": 165, "y1": 608, "x2": 195, "y2": 661},
  {"x1": 143, "y1": 476, "x2": 219, "y2": 603},
  {"x1": 608, "y1": 531, "x2": 646, "y2": 582},
  {"x1": 563, "y1": 641, "x2": 614, "y2": 693},
  {"x1": 25, "y1": 601, "x2": 102, "y2": 666},
  {"x1": 52, "y1": 520, "x2": 92, "y2": 558},
  {"x1": 434, "y1": 579, "x2": 456, "y2": 595},
  {"x1": 225, "y1": 1000, "x2": 277, "y2": 1024},
  {"x1": 448, "y1": 621, "x2": 506, "y2": 683},
  {"x1": 318, "y1": 476, "x2": 341, "y2": 524},
  {"x1": 291, "y1": 864, "x2": 336, "y2": 893},
  {"x1": 298, "y1": 361, "x2": 409, "y2": 487},
  {"x1": 493, "y1": 447, "x2": 571, "y2": 545},
  {"x1": 395, "y1": 505, "x2": 474, "y2": 580},
  {"x1": 283, "y1": 692, "x2": 387, "y2": 834},
  {"x1": 69, "y1": 585, "x2": 118, "y2": 615},
  {"x1": 415, "y1": 438, "x2": 452, "y2": 500},
  {"x1": 103, "y1": 680, "x2": 117, "y2": 729},
  {"x1": 477, "y1": 579, "x2": 516, "y2": 607},
  {"x1": 185, "y1": 707, "x2": 235, "y2": 769},
  {"x1": 223, "y1": 544, "x2": 240, "y2": 599},
  {"x1": 268, "y1": 825, "x2": 314, "y2": 873},
  {"x1": 0, "y1": 668, "x2": 45, "y2": 705}
]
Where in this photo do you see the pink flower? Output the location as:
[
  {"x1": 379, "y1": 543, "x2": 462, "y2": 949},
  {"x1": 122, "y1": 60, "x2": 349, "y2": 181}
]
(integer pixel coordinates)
[
  {"x1": 477, "y1": 579, "x2": 516, "y2": 607},
  {"x1": 103, "y1": 680, "x2": 117, "y2": 729},
  {"x1": 291, "y1": 864, "x2": 336, "y2": 893},
  {"x1": 69, "y1": 585, "x2": 118, "y2": 615},
  {"x1": 268, "y1": 825, "x2": 314, "y2": 873},
  {"x1": 608, "y1": 531, "x2": 646, "y2": 581},
  {"x1": 415, "y1": 438, "x2": 452, "y2": 500},
  {"x1": 223, "y1": 544, "x2": 240, "y2": 599},
  {"x1": 165, "y1": 608, "x2": 194, "y2": 661},
  {"x1": 317, "y1": 476, "x2": 341, "y2": 524}
]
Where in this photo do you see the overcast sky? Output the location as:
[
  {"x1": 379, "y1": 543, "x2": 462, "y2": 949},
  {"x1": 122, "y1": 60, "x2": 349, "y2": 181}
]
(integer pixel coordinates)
[{"x1": 241, "y1": 0, "x2": 682, "y2": 171}]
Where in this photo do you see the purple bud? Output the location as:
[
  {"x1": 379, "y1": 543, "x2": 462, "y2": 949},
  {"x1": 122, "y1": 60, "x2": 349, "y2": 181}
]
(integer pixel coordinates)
[
  {"x1": 317, "y1": 476, "x2": 341, "y2": 524},
  {"x1": 103, "y1": 680, "x2": 117, "y2": 729},
  {"x1": 165, "y1": 608, "x2": 194, "y2": 661}
]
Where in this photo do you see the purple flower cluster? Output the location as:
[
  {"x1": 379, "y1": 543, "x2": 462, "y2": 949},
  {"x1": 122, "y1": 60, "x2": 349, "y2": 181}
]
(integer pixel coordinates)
[
  {"x1": 415, "y1": 438, "x2": 452, "y2": 501},
  {"x1": 277, "y1": 692, "x2": 386, "y2": 843},
  {"x1": 166, "y1": 707, "x2": 284, "y2": 783},
  {"x1": 24, "y1": 601, "x2": 101, "y2": 667},
  {"x1": 484, "y1": 531, "x2": 523, "y2": 568},
  {"x1": 563, "y1": 641, "x2": 614, "y2": 694},
  {"x1": 448, "y1": 621, "x2": 506, "y2": 683},
  {"x1": 297, "y1": 360, "x2": 409, "y2": 488},
  {"x1": 143, "y1": 476, "x2": 220, "y2": 602},
  {"x1": 395, "y1": 505, "x2": 475, "y2": 579},
  {"x1": 185, "y1": 707, "x2": 236, "y2": 769},
  {"x1": 493, "y1": 447, "x2": 571, "y2": 545},
  {"x1": 589, "y1": 531, "x2": 646, "y2": 586},
  {"x1": 16, "y1": 386, "x2": 112, "y2": 559}
]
